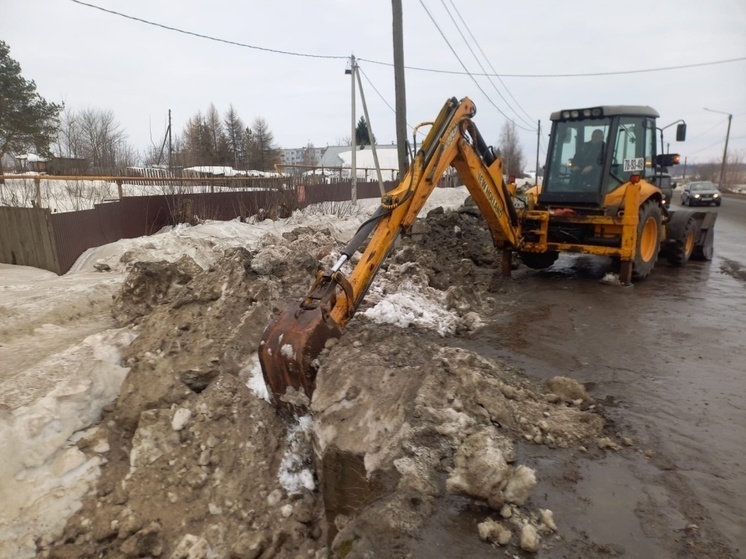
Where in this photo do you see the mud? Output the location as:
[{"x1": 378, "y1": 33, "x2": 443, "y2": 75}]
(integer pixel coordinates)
[{"x1": 37, "y1": 197, "x2": 745, "y2": 558}]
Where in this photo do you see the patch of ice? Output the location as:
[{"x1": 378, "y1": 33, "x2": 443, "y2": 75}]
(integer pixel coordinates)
[
  {"x1": 243, "y1": 354, "x2": 270, "y2": 403},
  {"x1": 599, "y1": 272, "x2": 622, "y2": 285},
  {"x1": 278, "y1": 415, "x2": 316, "y2": 495}
]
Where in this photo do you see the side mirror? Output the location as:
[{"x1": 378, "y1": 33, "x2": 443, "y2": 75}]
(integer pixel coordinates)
[
  {"x1": 676, "y1": 123, "x2": 687, "y2": 142},
  {"x1": 656, "y1": 153, "x2": 681, "y2": 166}
]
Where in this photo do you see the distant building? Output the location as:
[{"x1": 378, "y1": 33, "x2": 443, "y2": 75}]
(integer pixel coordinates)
[
  {"x1": 14, "y1": 153, "x2": 89, "y2": 175},
  {"x1": 318, "y1": 144, "x2": 399, "y2": 169},
  {"x1": 280, "y1": 146, "x2": 324, "y2": 167},
  {"x1": 181, "y1": 166, "x2": 280, "y2": 178},
  {"x1": 14, "y1": 153, "x2": 48, "y2": 173}
]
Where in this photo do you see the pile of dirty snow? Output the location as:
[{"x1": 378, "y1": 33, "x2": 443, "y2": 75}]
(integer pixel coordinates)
[{"x1": 1, "y1": 187, "x2": 615, "y2": 558}]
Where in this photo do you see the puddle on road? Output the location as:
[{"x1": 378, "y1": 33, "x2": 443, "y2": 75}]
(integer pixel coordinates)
[
  {"x1": 522, "y1": 445, "x2": 667, "y2": 557},
  {"x1": 450, "y1": 252, "x2": 746, "y2": 556}
]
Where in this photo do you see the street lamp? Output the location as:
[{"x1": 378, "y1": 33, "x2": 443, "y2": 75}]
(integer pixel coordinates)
[{"x1": 704, "y1": 107, "x2": 733, "y2": 190}]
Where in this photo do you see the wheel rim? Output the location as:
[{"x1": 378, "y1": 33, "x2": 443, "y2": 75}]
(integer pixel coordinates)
[
  {"x1": 684, "y1": 229, "x2": 695, "y2": 257},
  {"x1": 640, "y1": 217, "x2": 658, "y2": 262}
]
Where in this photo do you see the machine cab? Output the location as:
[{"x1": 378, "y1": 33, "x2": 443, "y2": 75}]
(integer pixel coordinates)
[{"x1": 539, "y1": 106, "x2": 659, "y2": 208}]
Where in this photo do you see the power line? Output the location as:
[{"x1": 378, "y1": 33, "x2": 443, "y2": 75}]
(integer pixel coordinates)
[
  {"x1": 687, "y1": 139, "x2": 729, "y2": 156},
  {"x1": 686, "y1": 117, "x2": 731, "y2": 142},
  {"x1": 357, "y1": 67, "x2": 397, "y2": 118},
  {"x1": 357, "y1": 66, "x2": 418, "y2": 135},
  {"x1": 418, "y1": 0, "x2": 533, "y2": 131},
  {"x1": 437, "y1": 0, "x2": 534, "y2": 128},
  {"x1": 358, "y1": 56, "x2": 746, "y2": 78},
  {"x1": 444, "y1": 0, "x2": 536, "y2": 127},
  {"x1": 69, "y1": 0, "x2": 745, "y2": 80},
  {"x1": 69, "y1": 0, "x2": 348, "y2": 61}
]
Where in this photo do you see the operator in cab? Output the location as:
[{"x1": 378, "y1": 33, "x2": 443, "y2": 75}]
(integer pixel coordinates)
[{"x1": 572, "y1": 129, "x2": 606, "y2": 186}]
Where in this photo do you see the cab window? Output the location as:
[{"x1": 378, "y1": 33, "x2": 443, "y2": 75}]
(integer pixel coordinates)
[
  {"x1": 544, "y1": 119, "x2": 611, "y2": 193},
  {"x1": 607, "y1": 116, "x2": 654, "y2": 191}
]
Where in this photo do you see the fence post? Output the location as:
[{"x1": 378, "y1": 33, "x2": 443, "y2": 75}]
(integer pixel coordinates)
[
  {"x1": 117, "y1": 180, "x2": 123, "y2": 200},
  {"x1": 34, "y1": 177, "x2": 41, "y2": 207}
]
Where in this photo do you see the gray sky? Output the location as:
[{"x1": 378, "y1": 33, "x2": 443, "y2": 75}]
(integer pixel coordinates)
[{"x1": 2, "y1": 0, "x2": 745, "y2": 170}]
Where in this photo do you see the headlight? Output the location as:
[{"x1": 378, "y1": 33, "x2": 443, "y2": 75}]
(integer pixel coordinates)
[
  {"x1": 713, "y1": 193, "x2": 720, "y2": 198},
  {"x1": 694, "y1": 194, "x2": 701, "y2": 198}
]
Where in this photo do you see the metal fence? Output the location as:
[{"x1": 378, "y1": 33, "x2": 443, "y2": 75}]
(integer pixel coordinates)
[{"x1": 0, "y1": 176, "x2": 399, "y2": 274}]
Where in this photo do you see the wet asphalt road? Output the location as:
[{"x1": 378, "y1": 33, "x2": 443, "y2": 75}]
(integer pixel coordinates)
[{"x1": 461, "y1": 190, "x2": 745, "y2": 557}]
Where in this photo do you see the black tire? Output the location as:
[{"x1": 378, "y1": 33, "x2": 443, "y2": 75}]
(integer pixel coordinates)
[
  {"x1": 667, "y1": 216, "x2": 696, "y2": 266},
  {"x1": 692, "y1": 230, "x2": 715, "y2": 261},
  {"x1": 632, "y1": 200, "x2": 662, "y2": 280},
  {"x1": 519, "y1": 251, "x2": 559, "y2": 270}
]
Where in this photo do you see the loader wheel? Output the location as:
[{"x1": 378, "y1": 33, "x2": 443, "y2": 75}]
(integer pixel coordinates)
[
  {"x1": 667, "y1": 216, "x2": 696, "y2": 266},
  {"x1": 518, "y1": 251, "x2": 559, "y2": 270},
  {"x1": 632, "y1": 200, "x2": 662, "y2": 280},
  {"x1": 692, "y1": 230, "x2": 715, "y2": 261}
]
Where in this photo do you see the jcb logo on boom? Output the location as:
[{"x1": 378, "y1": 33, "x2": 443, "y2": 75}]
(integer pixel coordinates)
[
  {"x1": 443, "y1": 126, "x2": 459, "y2": 149},
  {"x1": 478, "y1": 173, "x2": 503, "y2": 218}
]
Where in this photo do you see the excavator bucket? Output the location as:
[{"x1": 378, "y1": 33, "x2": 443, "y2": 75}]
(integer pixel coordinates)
[{"x1": 259, "y1": 302, "x2": 343, "y2": 414}]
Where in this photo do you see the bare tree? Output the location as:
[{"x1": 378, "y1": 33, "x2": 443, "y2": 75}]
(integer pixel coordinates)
[
  {"x1": 497, "y1": 121, "x2": 525, "y2": 177},
  {"x1": 183, "y1": 112, "x2": 215, "y2": 167},
  {"x1": 181, "y1": 106, "x2": 232, "y2": 167},
  {"x1": 53, "y1": 107, "x2": 83, "y2": 159},
  {"x1": 116, "y1": 142, "x2": 138, "y2": 169},
  {"x1": 79, "y1": 108, "x2": 129, "y2": 171},
  {"x1": 169, "y1": 134, "x2": 188, "y2": 170},
  {"x1": 205, "y1": 104, "x2": 230, "y2": 165},
  {"x1": 224, "y1": 105, "x2": 245, "y2": 169},
  {"x1": 248, "y1": 117, "x2": 281, "y2": 171},
  {"x1": 243, "y1": 127, "x2": 254, "y2": 169},
  {"x1": 141, "y1": 143, "x2": 164, "y2": 167},
  {"x1": 726, "y1": 149, "x2": 744, "y2": 187},
  {"x1": 696, "y1": 160, "x2": 719, "y2": 182},
  {"x1": 53, "y1": 107, "x2": 133, "y2": 172}
]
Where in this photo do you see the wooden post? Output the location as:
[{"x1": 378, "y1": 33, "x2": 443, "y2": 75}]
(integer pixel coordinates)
[
  {"x1": 34, "y1": 177, "x2": 41, "y2": 208},
  {"x1": 117, "y1": 180, "x2": 123, "y2": 200},
  {"x1": 392, "y1": 0, "x2": 408, "y2": 179}
]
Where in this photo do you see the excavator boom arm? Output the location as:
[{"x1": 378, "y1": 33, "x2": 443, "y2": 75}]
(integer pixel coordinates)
[{"x1": 259, "y1": 97, "x2": 522, "y2": 412}]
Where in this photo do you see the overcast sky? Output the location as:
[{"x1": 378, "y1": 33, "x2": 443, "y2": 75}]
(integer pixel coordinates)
[{"x1": 2, "y1": 0, "x2": 745, "y2": 170}]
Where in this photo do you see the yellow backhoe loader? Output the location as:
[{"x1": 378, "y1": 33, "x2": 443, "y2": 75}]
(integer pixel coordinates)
[{"x1": 259, "y1": 97, "x2": 716, "y2": 410}]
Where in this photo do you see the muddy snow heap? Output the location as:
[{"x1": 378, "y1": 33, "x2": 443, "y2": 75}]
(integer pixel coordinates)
[{"x1": 39, "y1": 204, "x2": 606, "y2": 559}]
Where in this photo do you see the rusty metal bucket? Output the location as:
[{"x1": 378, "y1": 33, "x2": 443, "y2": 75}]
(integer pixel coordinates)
[{"x1": 258, "y1": 302, "x2": 343, "y2": 414}]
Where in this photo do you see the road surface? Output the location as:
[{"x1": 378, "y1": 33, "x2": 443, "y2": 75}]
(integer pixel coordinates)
[{"x1": 455, "y1": 189, "x2": 745, "y2": 557}]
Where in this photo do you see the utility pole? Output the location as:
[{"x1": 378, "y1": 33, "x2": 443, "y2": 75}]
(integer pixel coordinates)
[
  {"x1": 348, "y1": 55, "x2": 357, "y2": 203},
  {"x1": 156, "y1": 110, "x2": 173, "y2": 170},
  {"x1": 392, "y1": 0, "x2": 408, "y2": 179},
  {"x1": 168, "y1": 109, "x2": 173, "y2": 171},
  {"x1": 721, "y1": 113, "x2": 732, "y2": 190},
  {"x1": 535, "y1": 120, "x2": 540, "y2": 186},
  {"x1": 704, "y1": 108, "x2": 733, "y2": 190}
]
